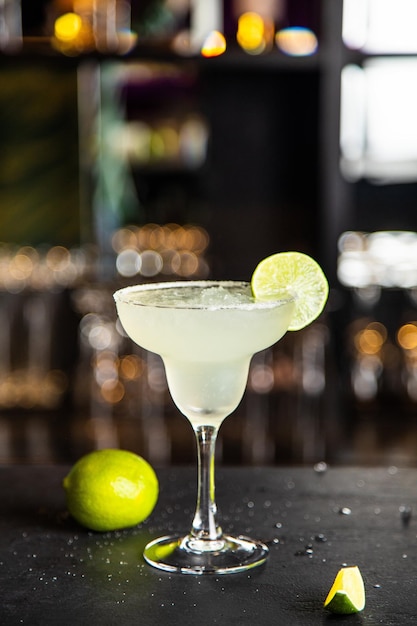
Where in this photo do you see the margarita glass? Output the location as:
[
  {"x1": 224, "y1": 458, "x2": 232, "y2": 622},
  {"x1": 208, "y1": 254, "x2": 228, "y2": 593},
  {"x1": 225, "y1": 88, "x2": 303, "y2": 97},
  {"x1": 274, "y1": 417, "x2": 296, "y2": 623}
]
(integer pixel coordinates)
[{"x1": 114, "y1": 280, "x2": 295, "y2": 574}]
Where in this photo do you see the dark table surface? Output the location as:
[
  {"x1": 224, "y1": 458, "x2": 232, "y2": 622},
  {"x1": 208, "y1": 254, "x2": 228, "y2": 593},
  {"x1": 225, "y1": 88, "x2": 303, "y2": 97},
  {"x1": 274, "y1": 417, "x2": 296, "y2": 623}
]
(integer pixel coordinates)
[{"x1": 1, "y1": 463, "x2": 417, "y2": 625}]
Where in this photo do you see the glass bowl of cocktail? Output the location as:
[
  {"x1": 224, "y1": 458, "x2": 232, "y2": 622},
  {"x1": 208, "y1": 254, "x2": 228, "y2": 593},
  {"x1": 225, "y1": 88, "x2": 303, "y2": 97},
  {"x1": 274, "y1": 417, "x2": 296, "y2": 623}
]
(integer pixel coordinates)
[{"x1": 113, "y1": 252, "x2": 328, "y2": 574}]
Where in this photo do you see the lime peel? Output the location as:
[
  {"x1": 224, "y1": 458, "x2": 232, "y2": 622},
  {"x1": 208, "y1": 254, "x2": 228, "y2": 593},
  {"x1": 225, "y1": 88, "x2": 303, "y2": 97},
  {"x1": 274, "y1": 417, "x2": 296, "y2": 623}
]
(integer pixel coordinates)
[
  {"x1": 324, "y1": 565, "x2": 365, "y2": 614},
  {"x1": 251, "y1": 251, "x2": 329, "y2": 331}
]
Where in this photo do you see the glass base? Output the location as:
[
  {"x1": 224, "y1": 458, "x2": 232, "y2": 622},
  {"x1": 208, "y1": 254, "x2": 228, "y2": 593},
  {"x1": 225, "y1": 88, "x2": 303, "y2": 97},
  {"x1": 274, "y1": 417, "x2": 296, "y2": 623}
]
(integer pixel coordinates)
[{"x1": 143, "y1": 534, "x2": 269, "y2": 575}]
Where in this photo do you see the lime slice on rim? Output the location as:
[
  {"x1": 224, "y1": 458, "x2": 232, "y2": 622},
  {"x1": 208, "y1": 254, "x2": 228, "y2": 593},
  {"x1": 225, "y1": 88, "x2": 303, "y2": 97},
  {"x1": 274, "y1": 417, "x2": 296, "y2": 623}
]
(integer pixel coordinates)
[
  {"x1": 251, "y1": 251, "x2": 329, "y2": 331},
  {"x1": 324, "y1": 566, "x2": 365, "y2": 614}
]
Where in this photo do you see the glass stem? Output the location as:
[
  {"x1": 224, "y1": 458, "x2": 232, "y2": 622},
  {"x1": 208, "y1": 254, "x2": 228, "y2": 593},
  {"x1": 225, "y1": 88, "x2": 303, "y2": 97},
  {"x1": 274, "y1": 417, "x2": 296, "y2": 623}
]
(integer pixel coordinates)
[{"x1": 190, "y1": 425, "x2": 222, "y2": 542}]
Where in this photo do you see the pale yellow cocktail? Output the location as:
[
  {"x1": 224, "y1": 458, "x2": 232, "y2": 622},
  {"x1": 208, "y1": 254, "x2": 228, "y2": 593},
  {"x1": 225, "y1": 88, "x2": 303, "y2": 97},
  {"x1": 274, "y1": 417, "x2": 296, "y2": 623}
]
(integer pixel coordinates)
[
  {"x1": 114, "y1": 253, "x2": 328, "y2": 574},
  {"x1": 114, "y1": 280, "x2": 294, "y2": 574}
]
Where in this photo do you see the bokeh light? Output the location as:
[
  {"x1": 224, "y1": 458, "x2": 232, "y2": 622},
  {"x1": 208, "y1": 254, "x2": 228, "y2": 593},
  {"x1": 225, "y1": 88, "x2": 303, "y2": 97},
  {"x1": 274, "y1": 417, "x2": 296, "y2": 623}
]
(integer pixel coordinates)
[
  {"x1": 111, "y1": 112, "x2": 208, "y2": 170},
  {"x1": 398, "y1": 323, "x2": 417, "y2": 351},
  {"x1": 100, "y1": 379, "x2": 125, "y2": 404},
  {"x1": 115, "y1": 249, "x2": 142, "y2": 277},
  {"x1": 53, "y1": 5, "x2": 137, "y2": 55},
  {"x1": 53, "y1": 11, "x2": 94, "y2": 54},
  {"x1": 139, "y1": 250, "x2": 164, "y2": 277},
  {"x1": 113, "y1": 223, "x2": 210, "y2": 279},
  {"x1": 0, "y1": 243, "x2": 95, "y2": 293},
  {"x1": 338, "y1": 231, "x2": 417, "y2": 289},
  {"x1": 54, "y1": 12, "x2": 84, "y2": 42},
  {"x1": 119, "y1": 355, "x2": 144, "y2": 380},
  {"x1": 276, "y1": 27, "x2": 318, "y2": 57},
  {"x1": 201, "y1": 31, "x2": 226, "y2": 57},
  {"x1": 355, "y1": 325, "x2": 386, "y2": 355},
  {"x1": 237, "y1": 12, "x2": 268, "y2": 55},
  {"x1": 94, "y1": 351, "x2": 119, "y2": 387},
  {"x1": 249, "y1": 363, "x2": 274, "y2": 393}
]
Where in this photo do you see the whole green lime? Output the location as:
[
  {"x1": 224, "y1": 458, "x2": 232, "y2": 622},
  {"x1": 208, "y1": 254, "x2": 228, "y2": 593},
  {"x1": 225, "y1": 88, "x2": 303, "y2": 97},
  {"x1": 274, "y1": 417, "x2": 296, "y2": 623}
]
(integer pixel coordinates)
[{"x1": 63, "y1": 449, "x2": 159, "y2": 532}]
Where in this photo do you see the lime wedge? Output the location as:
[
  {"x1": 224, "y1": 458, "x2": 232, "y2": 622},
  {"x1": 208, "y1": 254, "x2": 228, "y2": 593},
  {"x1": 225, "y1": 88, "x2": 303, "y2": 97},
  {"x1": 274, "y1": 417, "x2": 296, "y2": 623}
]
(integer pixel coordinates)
[
  {"x1": 324, "y1": 566, "x2": 365, "y2": 614},
  {"x1": 251, "y1": 251, "x2": 329, "y2": 331}
]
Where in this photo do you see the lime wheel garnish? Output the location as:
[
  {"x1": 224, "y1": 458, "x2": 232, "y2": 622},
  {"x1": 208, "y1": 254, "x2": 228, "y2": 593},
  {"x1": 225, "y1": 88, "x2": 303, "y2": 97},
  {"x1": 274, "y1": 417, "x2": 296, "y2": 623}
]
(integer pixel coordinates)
[{"x1": 251, "y1": 251, "x2": 329, "y2": 331}]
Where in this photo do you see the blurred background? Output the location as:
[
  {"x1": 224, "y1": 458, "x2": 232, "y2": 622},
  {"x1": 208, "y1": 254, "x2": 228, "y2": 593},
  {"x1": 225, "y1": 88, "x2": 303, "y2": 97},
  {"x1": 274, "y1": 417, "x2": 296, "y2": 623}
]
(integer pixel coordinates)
[{"x1": 1, "y1": 0, "x2": 417, "y2": 467}]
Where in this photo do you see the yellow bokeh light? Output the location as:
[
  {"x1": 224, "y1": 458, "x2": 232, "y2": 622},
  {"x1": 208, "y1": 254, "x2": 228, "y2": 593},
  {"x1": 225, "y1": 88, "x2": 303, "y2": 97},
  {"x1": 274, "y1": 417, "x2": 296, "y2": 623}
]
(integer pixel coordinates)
[
  {"x1": 398, "y1": 323, "x2": 417, "y2": 350},
  {"x1": 201, "y1": 30, "x2": 227, "y2": 58},
  {"x1": 237, "y1": 12, "x2": 266, "y2": 54},
  {"x1": 53, "y1": 11, "x2": 95, "y2": 54},
  {"x1": 54, "y1": 12, "x2": 83, "y2": 42}
]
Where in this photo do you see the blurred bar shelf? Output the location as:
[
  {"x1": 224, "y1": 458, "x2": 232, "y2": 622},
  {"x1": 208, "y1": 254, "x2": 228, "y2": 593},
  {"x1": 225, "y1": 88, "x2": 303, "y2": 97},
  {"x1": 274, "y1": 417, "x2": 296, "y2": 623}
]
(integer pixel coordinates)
[{"x1": 0, "y1": 37, "x2": 323, "y2": 72}]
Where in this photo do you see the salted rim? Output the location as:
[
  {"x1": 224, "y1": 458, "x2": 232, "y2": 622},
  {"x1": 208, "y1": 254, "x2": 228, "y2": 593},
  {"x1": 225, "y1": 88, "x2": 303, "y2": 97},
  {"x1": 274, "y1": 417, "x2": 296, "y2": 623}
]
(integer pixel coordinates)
[{"x1": 113, "y1": 280, "x2": 294, "y2": 311}]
